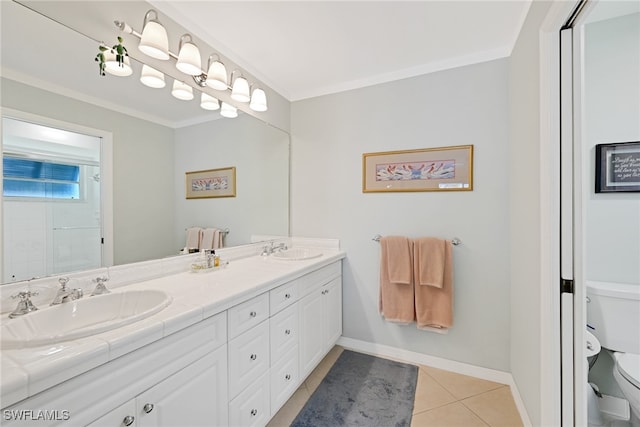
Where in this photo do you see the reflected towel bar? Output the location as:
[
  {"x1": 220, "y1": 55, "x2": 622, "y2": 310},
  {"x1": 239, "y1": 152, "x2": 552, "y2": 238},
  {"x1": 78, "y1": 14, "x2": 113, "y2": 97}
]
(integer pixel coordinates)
[{"x1": 372, "y1": 234, "x2": 461, "y2": 246}]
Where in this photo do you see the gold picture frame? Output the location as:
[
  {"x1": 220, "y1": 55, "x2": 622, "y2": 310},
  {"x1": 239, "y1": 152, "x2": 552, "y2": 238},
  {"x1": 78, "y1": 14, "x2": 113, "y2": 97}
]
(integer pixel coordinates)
[
  {"x1": 362, "y1": 145, "x2": 473, "y2": 193},
  {"x1": 186, "y1": 167, "x2": 236, "y2": 199}
]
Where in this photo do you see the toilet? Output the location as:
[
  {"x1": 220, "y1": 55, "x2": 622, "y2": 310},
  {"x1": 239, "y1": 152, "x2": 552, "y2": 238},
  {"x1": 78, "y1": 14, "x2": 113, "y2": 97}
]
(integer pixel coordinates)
[{"x1": 587, "y1": 281, "x2": 640, "y2": 427}]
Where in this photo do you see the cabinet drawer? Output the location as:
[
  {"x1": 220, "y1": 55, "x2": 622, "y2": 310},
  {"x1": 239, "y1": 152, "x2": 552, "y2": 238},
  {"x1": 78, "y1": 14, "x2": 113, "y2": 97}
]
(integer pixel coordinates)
[
  {"x1": 229, "y1": 372, "x2": 271, "y2": 427},
  {"x1": 228, "y1": 320, "x2": 270, "y2": 399},
  {"x1": 228, "y1": 292, "x2": 269, "y2": 339},
  {"x1": 270, "y1": 303, "x2": 298, "y2": 365},
  {"x1": 270, "y1": 346, "x2": 299, "y2": 415},
  {"x1": 297, "y1": 262, "x2": 341, "y2": 297},
  {"x1": 270, "y1": 280, "x2": 298, "y2": 315}
]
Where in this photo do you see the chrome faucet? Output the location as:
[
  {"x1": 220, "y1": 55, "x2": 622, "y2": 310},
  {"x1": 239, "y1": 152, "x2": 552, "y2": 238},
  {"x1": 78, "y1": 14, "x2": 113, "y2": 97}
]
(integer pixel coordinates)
[
  {"x1": 9, "y1": 290, "x2": 39, "y2": 318},
  {"x1": 51, "y1": 277, "x2": 83, "y2": 305},
  {"x1": 91, "y1": 276, "x2": 111, "y2": 296},
  {"x1": 261, "y1": 241, "x2": 288, "y2": 256}
]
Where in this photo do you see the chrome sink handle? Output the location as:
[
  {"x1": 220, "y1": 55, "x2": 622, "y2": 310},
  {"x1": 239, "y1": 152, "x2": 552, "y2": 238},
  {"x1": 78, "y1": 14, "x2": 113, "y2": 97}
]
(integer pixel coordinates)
[
  {"x1": 91, "y1": 276, "x2": 111, "y2": 296},
  {"x1": 9, "y1": 291, "x2": 39, "y2": 319},
  {"x1": 51, "y1": 277, "x2": 83, "y2": 305}
]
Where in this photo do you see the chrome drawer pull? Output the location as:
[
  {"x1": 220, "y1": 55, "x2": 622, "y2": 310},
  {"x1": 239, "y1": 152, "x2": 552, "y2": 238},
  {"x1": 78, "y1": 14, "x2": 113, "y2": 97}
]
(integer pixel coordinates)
[
  {"x1": 285, "y1": 374, "x2": 291, "y2": 381},
  {"x1": 123, "y1": 415, "x2": 135, "y2": 426},
  {"x1": 250, "y1": 311, "x2": 257, "y2": 318},
  {"x1": 250, "y1": 409, "x2": 258, "y2": 417},
  {"x1": 250, "y1": 353, "x2": 257, "y2": 361},
  {"x1": 143, "y1": 403, "x2": 154, "y2": 413},
  {"x1": 285, "y1": 293, "x2": 291, "y2": 299},
  {"x1": 285, "y1": 329, "x2": 291, "y2": 335}
]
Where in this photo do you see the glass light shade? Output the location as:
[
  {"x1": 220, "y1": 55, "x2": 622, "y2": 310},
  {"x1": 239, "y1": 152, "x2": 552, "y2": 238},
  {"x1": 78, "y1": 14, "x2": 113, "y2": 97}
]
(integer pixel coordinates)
[
  {"x1": 104, "y1": 51, "x2": 133, "y2": 77},
  {"x1": 205, "y1": 60, "x2": 228, "y2": 90},
  {"x1": 176, "y1": 37, "x2": 202, "y2": 76},
  {"x1": 140, "y1": 65, "x2": 165, "y2": 88},
  {"x1": 249, "y1": 88, "x2": 268, "y2": 112},
  {"x1": 200, "y1": 93, "x2": 220, "y2": 111},
  {"x1": 139, "y1": 20, "x2": 169, "y2": 60},
  {"x1": 220, "y1": 102, "x2": 238, "y2": 118},
  {"x1": 171, "y1": 80, "x2": 194, "y2": 101},
  {"x1": 230, "y1": 76, "x2": 250, "y2": 102}
]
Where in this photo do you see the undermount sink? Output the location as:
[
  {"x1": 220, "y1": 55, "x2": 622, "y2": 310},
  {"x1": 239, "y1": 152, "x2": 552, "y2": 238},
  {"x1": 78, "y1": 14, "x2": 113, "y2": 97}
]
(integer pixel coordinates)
[
  {"x1": 271, "y1": 248, "x2": 323, "y2": 261},
  {"x1": 1, "y1": 290, "x2": 172, "y2": 349}
]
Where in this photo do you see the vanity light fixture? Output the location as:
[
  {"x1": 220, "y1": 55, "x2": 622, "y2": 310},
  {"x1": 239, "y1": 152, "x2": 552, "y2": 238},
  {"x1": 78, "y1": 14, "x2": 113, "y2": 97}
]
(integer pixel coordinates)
[
  {"x1": 176, "y1": 34, "x2": 202, "y2": 76},
  {"x1": 112, "y1": 10, "x2": 267, "y2": 118},
  {"x1": 205, "y1": 55, "x2": 229, "y2": 90},
  {"x1": 249, "y1": 88, "x2": 268, "y2": 112},
  {"x1": 138, "y1": 10, "x2": 170, "y2": 60},
  {"x1": 220, "y1": 102, "x2": 238, "y2": 118},
  {"x1": 200, "y1": 92, "x2": 220, "y2": 111},
  {"x1": 103, "y1": 50, "x2": 133, "y2": 77},
  {"x1": 171, "y1": 80, "x2": 194, "y2": 101},
  {"x1": 230, "y1": 71, "x2": 250, "y2": 103}
]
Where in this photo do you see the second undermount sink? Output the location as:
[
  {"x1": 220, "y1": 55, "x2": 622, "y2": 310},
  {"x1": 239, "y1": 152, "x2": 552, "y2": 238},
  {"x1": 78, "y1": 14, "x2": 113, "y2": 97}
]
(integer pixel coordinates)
[
  {"x1": 271, "y1": 248, "x2": 323, "y2": 261},
  {"x1": 1, "y1": 290, "x2": 172, "y2": 349}
]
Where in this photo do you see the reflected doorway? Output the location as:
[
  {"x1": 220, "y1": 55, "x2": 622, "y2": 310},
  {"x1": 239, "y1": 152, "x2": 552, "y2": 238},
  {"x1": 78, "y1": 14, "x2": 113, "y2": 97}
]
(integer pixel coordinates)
[{"x1": 2, "y1": 115, "x2": 111, "y2": 282}]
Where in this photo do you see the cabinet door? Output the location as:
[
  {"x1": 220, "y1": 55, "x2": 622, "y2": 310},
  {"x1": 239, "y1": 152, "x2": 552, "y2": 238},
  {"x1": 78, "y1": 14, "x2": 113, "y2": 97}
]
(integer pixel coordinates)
[
  {"x1": 136, "y1": 345, "x2": 228, "y2": 427},
  {"x1": 299, "y1": 289, "x2": 324, "y2": 379},
  {"x1": 323, "y1": 278, "x2": 342, "y2": 348},
  {"x1": 228, "y1": 320, "x2": 270, "y2": 399},
  {"x1": 270, "y1": 303, "x2": 298, "y2": 365},
  {"x1": 88, "y1": 400, "x2": 137, "y2": 427},
  {"x1": 229, "y1": 372, "x2": 271, "y2": 427}
]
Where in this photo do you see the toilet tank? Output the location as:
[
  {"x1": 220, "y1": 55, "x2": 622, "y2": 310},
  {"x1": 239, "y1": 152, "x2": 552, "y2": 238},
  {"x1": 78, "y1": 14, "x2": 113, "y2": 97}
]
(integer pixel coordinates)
[{"x1": 586, "y1": 281, "x2": 640, "y2": 354}]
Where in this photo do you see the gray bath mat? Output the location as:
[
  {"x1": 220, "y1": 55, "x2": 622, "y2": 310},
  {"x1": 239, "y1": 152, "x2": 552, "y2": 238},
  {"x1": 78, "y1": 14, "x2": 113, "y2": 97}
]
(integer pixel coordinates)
[{"x1": 291, "y1": 350, "x2": 418, "y2": 427}]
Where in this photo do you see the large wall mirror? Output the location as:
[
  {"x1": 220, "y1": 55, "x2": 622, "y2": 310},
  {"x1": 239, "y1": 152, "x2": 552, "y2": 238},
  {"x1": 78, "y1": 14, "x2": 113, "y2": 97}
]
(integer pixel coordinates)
[{"x1": 0, "y1": 1, "x2": 290, "y2": 284}]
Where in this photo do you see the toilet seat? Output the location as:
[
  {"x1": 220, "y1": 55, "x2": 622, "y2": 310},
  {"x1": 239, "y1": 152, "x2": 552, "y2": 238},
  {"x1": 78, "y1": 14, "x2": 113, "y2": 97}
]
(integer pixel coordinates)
[{"x1": 617, "y1": 352, "x2": 640, "y2": 389}]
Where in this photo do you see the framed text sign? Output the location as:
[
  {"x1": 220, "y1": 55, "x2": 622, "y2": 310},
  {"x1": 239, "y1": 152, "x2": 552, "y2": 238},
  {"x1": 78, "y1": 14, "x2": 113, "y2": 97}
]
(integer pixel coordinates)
[{"x1": 595, "y1": 142, "x2": 640, "y2": 193}]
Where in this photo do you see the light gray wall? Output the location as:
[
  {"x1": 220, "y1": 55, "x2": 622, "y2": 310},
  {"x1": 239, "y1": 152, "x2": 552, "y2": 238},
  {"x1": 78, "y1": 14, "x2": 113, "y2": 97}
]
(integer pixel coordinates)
[
  {"x1": 291, "y1": 59, "x2": 511, "y2": 371},
  {"x1": 173, "y1": 114, "x2": 290, "y2": 248},
  {"x1": 584, "y1": 13, "x2": 640, "y2": 285},
  {"x1": 1, "y1": 78, "x2": 176, "y2": 266},
  {"x1": 508, "y1": 1, "x2": 555, "y2": 425}
]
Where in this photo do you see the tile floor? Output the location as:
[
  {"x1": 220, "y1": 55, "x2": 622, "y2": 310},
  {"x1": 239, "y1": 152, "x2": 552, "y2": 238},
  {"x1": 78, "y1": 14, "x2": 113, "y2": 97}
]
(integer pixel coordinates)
[{"x1": 267, "y1": 346, "x2": 524, "y2": 427}]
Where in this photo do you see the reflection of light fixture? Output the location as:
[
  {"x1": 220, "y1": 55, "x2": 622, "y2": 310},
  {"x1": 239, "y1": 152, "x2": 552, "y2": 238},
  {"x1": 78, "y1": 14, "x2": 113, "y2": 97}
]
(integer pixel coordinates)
[
  {"x1": 111, "y1": 12, "x2": 267, "y2": 118},
  {"x1": 176, "y1": 34, "x2": 202, "y2": 76},
  {"x1": 171, "y1": 80, "x2": 194, "y2": 100},
  {"x1": 220, "y1": 102, "x2": 238, "y2": 118},
  {"x1": 138, "y1": 10, "x2": 169, "y2": 60},
  {"x1": 140, "y1": 65, "x2": 165, "y2": 88},
  {"x1": 205, "y1": 55, "x2": 228, "y2": 90},
  {"x1": 200, "y1": 93, "x2": 220, "y2": 111},
  {"x1": 104, "y1": 50, "x2": 133, "y2": 76},
  {"x1": 230, "y1": 71, "x2": 250, "y2": 102},
  {"x1": 249, "y1": 88, "x2": 268, "y2": 112}
]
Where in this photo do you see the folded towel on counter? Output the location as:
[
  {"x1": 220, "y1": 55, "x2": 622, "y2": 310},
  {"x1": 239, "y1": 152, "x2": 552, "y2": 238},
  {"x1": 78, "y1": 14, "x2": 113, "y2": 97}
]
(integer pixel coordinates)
[
  {"x1": 413, "y1": 237, "x2": 453, "y2": 330},
  {"x1": 379, "y1": 236, "x2": 415, "y2": 323},
  {"x1": 185, "y1": 227, "x2": 202, "y2": 250}
]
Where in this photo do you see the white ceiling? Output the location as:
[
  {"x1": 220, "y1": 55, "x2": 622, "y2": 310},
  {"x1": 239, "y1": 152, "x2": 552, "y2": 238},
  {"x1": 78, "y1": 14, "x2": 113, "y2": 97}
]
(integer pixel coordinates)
[{"x1": 151, "y1": 1, "x2": 533, "y2": 102}]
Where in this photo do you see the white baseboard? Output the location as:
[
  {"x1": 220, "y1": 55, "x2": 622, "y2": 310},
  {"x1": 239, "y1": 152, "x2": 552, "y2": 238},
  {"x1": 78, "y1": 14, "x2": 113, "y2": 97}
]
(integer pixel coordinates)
[{"x1": 337, "y1": 336, "x2": 532, "y2": 427}]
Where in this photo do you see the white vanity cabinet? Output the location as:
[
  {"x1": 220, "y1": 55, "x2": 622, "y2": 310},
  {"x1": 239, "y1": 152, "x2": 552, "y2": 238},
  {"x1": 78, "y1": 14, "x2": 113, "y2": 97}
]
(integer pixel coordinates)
[
  {"x1": 2, "y1": 257, "x2": 343, "y2": 427},
  {"x1": 88, "y1": 344, "x2": 228, "y2": 427},
  {"x1": 299, "y1": 272, "x2": 342, "y2": 379}
]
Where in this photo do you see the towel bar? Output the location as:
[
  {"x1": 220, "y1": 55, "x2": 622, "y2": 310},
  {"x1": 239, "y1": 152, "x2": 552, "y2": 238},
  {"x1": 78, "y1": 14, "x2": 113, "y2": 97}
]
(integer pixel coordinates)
[
  {"x1": 372, "y1": 234, "x2": 461, "y2": 246},
  {"x1": 185, "y1": 227, "x2": 230, "y2": 235}
]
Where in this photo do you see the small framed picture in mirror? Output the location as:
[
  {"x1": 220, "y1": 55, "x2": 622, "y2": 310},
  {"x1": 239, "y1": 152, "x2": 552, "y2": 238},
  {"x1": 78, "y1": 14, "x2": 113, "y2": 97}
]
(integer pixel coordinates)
[{"x1": 186, "y1": 167, "x2": 236, "y2": 199}]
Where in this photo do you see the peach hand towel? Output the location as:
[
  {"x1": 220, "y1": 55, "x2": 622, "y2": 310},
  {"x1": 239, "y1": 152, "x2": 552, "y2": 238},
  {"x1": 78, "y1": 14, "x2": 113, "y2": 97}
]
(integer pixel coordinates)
[
  {"x1": 186, "y1": 227, "x2": 202, "y2": 250},
  {"x1": 379, "y1": 236, "x2": 415, "y2": 323},
  {"x1": 200, "y1": 228, "x2": 218, "y2": 250},
  {"x1": 414, "y1": 237, "x2": 453, "y2": 329}
]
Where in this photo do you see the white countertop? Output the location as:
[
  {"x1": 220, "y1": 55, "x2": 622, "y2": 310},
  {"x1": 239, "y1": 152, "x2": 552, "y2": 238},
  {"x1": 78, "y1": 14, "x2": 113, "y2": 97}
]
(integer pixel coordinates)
[{"x1": 0, "y1": 248, "x2": 345, "y2": 408}]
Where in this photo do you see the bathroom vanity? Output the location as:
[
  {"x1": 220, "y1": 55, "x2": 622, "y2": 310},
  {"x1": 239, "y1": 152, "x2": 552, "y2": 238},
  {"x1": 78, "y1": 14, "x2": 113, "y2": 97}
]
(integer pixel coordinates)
[{"x1": 0, "y1": 241, "x2": 345, "y2": 426}]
